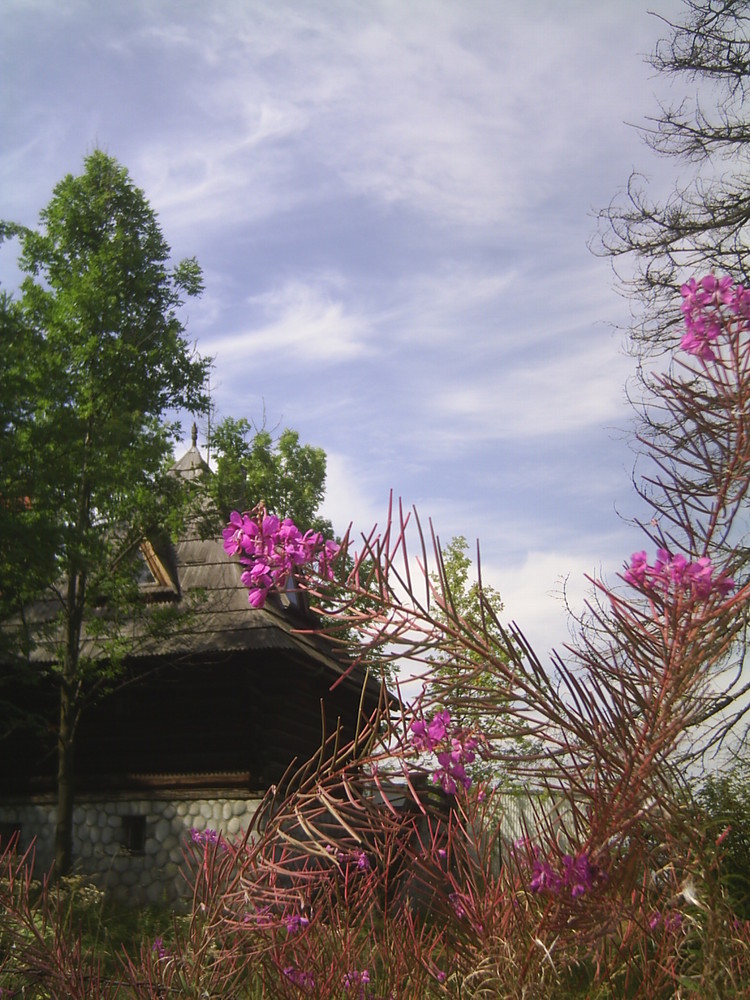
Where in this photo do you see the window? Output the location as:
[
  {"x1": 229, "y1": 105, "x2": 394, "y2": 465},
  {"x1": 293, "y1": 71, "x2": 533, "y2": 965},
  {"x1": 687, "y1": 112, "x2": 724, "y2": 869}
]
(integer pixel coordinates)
[{"x1": 120, "y1": 815, "x2": 146, "y2": 854}]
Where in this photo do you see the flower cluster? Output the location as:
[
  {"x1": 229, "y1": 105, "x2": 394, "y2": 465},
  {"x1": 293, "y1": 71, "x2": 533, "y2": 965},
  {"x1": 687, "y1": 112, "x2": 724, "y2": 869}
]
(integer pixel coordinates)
[
  {"x1": 223, "y1": 505, "x2": 339, "y2": 608},
  {"x1": 648, "y1": 909, "x2": 684, "y2": 934},
  {"x1": 189, "y1": 827, "x2": 227, "y2": 851},
  {"x1": 284, "y1": 913, "x2": 310, "y2": 935},
  {"x1": 326, "y1": 844, "x2": 371, "y2": 871},
  {"x1": 624, "y1": 549, "x2": 735, "y2": 601},
  {"x1": 525, "y1": 847, "x2": 606, "y2": 899},
  {"x1": 343, "y1": 968, "x2": 371, "y2": 997},
  {"x1": 151, "y1": 937, "x2": 170, "y2": 960},
  {"x1": 680, "y1": 274, "x2": 750, "y2": 360},
  {"x1": 409, "y1": 709, "x2": 480, "y2": 794},
  {"x1": 283, "y1": 966, "x2": 315, "y2": 991}
]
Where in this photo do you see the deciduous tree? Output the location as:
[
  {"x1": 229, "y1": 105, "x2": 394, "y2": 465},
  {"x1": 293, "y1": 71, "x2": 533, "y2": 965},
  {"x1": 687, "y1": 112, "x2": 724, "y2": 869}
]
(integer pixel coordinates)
[
  {"x1": 0, "y1": 151, "x2": 210, "y2": 874},
  {"x1": 207, "y1": 418, "x2": 330, "y2": 534}
]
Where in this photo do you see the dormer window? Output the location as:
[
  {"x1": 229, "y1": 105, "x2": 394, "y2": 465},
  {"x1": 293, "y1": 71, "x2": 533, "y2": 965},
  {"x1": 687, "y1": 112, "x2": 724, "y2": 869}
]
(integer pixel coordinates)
[
  {"x1": 136, "y1": 539, "x2": 179, "y2": 601},
  {"x1": 278, "y1": 573, "x2": 308, "y2": 613}
]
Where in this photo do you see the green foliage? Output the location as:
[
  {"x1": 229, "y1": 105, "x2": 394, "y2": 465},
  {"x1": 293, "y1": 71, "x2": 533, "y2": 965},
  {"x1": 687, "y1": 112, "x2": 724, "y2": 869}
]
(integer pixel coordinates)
[
  {"x1": 697, "y1": 767, "x2": 750, "y2": 919},
  {"x1": 427, "y1": 537, "x2": 532, "y2": 783},
  {"x1": 208, "y1": 417, "x2": 330, "y2": 533},
  {"x1": 0, "y1": 295, "x2": 56, "y2": 633}
]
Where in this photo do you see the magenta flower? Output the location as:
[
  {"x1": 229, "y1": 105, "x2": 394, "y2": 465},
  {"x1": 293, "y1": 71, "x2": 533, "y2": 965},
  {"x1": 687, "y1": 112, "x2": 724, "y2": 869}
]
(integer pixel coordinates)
[
  {"x1": 624, "y1": 550, "x2": 648, "y2": 588},
  {"x1": 226, "y1": 506, "x2": 340, "y2": 608},
  {"x1": 624, "y1": 549, "x2": 735, "y2": 602},
  {"x1": 679, "y1": 274, "x2": 749, "y2": 359},
  {"x1": 284, "y1": 913, "x2": 310, "y2": 935},
  {"x1": 649, "y1": 909, "x2": 684, "y2": 934},
  {"x1": 529, "y1": 859, "x2": 563, "y2": 895},
  {"x1": 526, "y1": 848, "x2": 605, "y2": 898},
  {"x1": 562, "y1": 853, "x2": 599, "y2": 898},
  {"x1": 343, "y1": 969, "x2": 371, "y2": 995},
  {"x1": 222, "y1": 511, "x2": 256, "y2": 556},
  {"x1": 410, "y1": 709, "x2": 482, "y2": 793},
  {"x1": 283, "y1": 967, "x2": 315, "y2": 990},
  {"x1": 331, "y1": 846, "x2": 371, "y2": 871},
  {"x1": 152, "y1": 937, "x2": 169, "y2": 960}
]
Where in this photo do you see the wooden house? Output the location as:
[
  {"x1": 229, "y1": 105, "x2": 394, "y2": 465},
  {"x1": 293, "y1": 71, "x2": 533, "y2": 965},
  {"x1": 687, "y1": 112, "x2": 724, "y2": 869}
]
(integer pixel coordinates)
[{"x1": 0, "y1": 434, "x2": 386, "y2": 904}]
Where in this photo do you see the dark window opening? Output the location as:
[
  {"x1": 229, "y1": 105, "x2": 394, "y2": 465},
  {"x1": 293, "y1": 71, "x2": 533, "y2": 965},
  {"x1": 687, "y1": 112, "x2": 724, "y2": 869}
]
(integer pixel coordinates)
[{"x1": 120, "y1": 815, "x2": 146, "y2": 854}]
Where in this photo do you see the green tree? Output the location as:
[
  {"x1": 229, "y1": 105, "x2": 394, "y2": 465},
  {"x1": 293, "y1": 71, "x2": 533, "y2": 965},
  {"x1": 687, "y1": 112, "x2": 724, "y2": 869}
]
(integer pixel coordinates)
[
  {"x1": 598, "y1": 0, "x2": 750, "y2": 351},
  {"x1": 207, "y1": 417, "x2": 330, "y2": 533},
  {"x1": 0, "y1": 294, "x2": 52, "y2": 630},
  {"x1": 0, "y1": 151, "x2": 210, "y2": 874},
  {"x1": 427, "y1": 536, "x2": 528, "y2": 781}
]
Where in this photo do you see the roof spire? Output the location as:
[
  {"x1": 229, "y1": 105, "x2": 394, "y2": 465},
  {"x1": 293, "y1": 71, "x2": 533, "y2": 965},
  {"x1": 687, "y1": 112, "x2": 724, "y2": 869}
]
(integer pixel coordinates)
[{"x1": 191, "y1": 422, "x2": 198, "y2": 448}]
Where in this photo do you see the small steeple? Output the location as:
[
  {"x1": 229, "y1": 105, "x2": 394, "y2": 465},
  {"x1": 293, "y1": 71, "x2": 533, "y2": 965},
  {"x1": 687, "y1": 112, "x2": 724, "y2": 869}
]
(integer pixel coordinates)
[{"x1": 170, "y1": 424, "x2": 211, "y2": 481}]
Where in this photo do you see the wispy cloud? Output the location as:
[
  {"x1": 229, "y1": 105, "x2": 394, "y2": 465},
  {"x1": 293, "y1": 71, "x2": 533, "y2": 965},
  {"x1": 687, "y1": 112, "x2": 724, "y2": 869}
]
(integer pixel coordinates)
[{"x1": 208, "y1": 278, "x2": 373, "y2": 366}]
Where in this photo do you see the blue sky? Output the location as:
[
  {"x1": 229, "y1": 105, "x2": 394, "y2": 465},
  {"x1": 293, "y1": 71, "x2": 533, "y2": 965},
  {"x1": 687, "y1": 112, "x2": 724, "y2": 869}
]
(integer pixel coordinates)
[{"x1": 1, "y1": 0, "x2": 688, "y2": 657}]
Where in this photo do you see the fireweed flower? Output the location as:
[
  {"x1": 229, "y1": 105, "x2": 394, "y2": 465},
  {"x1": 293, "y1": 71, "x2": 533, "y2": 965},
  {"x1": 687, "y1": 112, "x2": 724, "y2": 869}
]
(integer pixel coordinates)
[
  {"x1": 680, "y1": 274, "x2": 735, "y2": 360},
  {"x1": 343, "y1": 969, "x2": 371, "y2": 996},
  {"x1": 679, "y1": 274, "x2": 750, "y2": 359},
  {"x1": 189, "y1": 827, "x2": 227, "y2": 850},
  {"x1": 649, "y1": 910, "x2": 684, "y2": 934},
  {"x1": 409, "y1": 709, "x2": 482, "y2": 794},
  {"x1": 328, "y1": 846, "x2": 371, "y2": 871},
  {"x1": 152, "y1": 937, "x2": 169, "y2": 960},
  {"x1": 529, "y1": 860, "x2": 563, "y2": 895},
  {"x1": 562, "y1": 853, "x2": 600, "y2": 898},
  {"x1": 284, "y1": 913, "x2": 310, "y2": 935},
  {"x1": 527, "y1": 849, "x2": 605, "y2": 898},
  {"x1": 624, "y1": 550, "x2": 734, "y2": 602},
  {"x1": 224, "y1": 505, "x2": 339, "y2": 608},
  {"x1": 283, "y1": 967, "x2": 315, "y2": 990}
]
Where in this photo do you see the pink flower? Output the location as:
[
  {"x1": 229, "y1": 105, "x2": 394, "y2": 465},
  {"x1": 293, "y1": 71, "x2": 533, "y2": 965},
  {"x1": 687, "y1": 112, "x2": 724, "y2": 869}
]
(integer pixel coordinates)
[
  {"x1": 624, "y1": 550, "x2": 648, "y2": 588},
  {"x1": 226, "y1": 505, "x2": 340, "y2": 608},
  {"x1": 285, "y1": 913, "x2": 310, "y2": 934},
  {"x1": 624, "y1": 549, "x2": 735, "y2": 602},
  {"x1": 529, "y1": 860, "x2": 563, "y2": 895},
  {"x1": 679, "y1": 274, "x2": 748, "y2": 359},
  {"x1": 283, "y1": 967, "x2": 315, "y2": 990},
  {"x1": 222, "y1": 511, "x2": 256, "y2": 555}
]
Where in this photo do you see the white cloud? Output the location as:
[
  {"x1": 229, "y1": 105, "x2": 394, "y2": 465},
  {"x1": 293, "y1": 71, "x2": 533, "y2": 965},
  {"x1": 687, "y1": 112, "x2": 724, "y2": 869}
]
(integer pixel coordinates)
[
  {"x1": 481, "y1": 549, "x2": 613, "y2": 660},
  {"x1": 319, "y1": 451, "x2": 388, "y2": 540},
  {"x1": 436, "y1": 336, "x2": 631, "y2": 440},
  {"x1": 208, "y1": 279, "x2": 372, "y2": 366}
]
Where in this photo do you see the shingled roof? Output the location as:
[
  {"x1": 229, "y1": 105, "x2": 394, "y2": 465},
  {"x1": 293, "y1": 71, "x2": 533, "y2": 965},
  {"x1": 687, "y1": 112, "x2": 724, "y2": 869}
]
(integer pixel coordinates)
[{"x1": 17, "y1": 430, "x2": 382, "y2": 704}]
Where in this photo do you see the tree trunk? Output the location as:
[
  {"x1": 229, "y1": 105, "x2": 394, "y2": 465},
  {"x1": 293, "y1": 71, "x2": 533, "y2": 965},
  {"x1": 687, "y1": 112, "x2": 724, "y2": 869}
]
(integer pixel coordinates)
[
  {"x1": 54, "y1": 675, "x2": 75, "y2": 876},
  {"x1": 54, "y1": 569, "x2": 85, "y2": 878}
]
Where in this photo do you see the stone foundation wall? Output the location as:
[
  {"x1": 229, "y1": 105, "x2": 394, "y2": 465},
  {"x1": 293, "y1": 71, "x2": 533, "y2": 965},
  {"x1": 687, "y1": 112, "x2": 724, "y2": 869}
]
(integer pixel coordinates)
[{"x1": 0, "y1": 795, "x2": 261, "y2": 905}]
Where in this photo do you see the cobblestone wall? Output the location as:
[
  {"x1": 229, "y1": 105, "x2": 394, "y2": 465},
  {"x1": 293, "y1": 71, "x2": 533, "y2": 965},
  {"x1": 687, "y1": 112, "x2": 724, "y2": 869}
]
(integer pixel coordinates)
[{"x1": 0, "y1": 796, "x2": 261, "y2": 905}]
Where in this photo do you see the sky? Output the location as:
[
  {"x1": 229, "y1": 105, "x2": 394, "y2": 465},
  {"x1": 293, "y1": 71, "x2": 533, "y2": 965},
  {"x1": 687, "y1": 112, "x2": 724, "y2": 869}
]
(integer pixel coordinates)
[{"x1": 1, "y1": 0, "x2": 690, "y2": 661}]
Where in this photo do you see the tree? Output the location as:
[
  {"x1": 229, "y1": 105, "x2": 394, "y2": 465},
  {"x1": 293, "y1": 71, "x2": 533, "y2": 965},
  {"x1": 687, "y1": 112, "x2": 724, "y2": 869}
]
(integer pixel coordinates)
[
  {"x1": 207, "y1": 417, "x2": 331, "y2": 533},
  {"x1": 597, "y1": 0, "x2": 750, "y2": 351},
  {"x1": 427, "y1": 536, "x2": 507, "y2": 710},
  {"x1": 0, "y1": 151, "x2": 210, "y2": 874},
  {"x1": 426, "y1": 536, "x2": 536, "y2": 784}
]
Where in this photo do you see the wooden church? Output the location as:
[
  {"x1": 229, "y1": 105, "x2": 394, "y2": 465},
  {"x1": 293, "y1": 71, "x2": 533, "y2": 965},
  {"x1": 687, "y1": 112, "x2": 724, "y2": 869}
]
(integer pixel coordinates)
[{"x1": 0, "y1": 433, "x2": 387, "y2": 903}]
